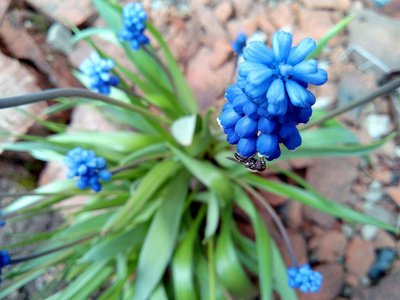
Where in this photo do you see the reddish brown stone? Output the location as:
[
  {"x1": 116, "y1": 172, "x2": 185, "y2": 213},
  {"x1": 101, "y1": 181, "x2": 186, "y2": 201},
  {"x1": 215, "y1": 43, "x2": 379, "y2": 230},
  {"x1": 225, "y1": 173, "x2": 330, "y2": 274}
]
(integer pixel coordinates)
[
  {"x1": 373, "y1": 230, "x2": 396, "y2": 249},
  {"x1": 267, "y1": 3, "x2": 294, "y2": 29},
  {"x1": 298, "y1": 7, "x2": 335, "y2": 40},
  {"x1": 277, "y1": 231, "x2": 308, "y2": 267},
  {"x1": 208, "y1": 40, "x2": 232, "y2": 69},
  {"x1": 345, "y1": 236, "x2": 375, "y2": 282},
  {"x1": 299, "y1": 264, "x2": 345, "y2": 300},
  {"x1": 386, "y1": 186, "x2": 400, "y2": 207},
  {"x1": 303, "y1": 206, "x2": 337, "y2": 229},
  {"x1": 301, "y1": 0, "x2": 351, "y2": 11},
  {"x1": 232, "y1": 0, "x2": 253, "y2": 17},
  {"x1": 353, "y1": 272, "x2": 400, "y2": 299},
  {"x1": 214, "y1": 0, "x2": 233, "y2": 24},
  {"x1": 314, "y1": 231, "x2": 347, "y2": 263},
  {"x1": 26, "y1": 0, "x2": 94, "y2": 26},
  {"x1": 282, "y1": 200, "x2": 304, "y2": 229}
]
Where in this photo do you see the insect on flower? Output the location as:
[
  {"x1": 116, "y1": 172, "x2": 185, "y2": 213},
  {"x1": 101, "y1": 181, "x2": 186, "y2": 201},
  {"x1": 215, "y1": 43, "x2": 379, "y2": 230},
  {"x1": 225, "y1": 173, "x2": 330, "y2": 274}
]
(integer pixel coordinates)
[{"x1": 226, "y1": 152, "x2": 266, "y2": 172}]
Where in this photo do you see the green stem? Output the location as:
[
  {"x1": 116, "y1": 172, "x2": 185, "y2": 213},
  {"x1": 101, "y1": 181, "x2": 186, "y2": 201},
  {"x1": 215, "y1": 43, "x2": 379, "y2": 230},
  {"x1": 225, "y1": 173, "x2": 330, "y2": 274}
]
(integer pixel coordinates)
[
  {"x1": 110, "y1": 153, "x2": 168, "y2": 174},
  {"x1": 0, "y1": 88, "x2": 173, "y2": 125},
  {"x1": 143, "y1": 45, "x2": 177, "y2": 96},
  {"x1": 301, "y1": 77, "x2": 400, "y2": 130}
]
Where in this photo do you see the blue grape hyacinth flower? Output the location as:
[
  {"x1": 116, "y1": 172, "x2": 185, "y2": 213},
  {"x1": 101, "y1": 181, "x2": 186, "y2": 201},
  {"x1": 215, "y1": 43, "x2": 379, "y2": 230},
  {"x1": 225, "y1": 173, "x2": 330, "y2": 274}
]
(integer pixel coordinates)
[
  {"x1": 287, "y1": 264, "x2": 323, "y2": 293},
  {"x1": 231, "y1": 32, "x2": 247, "y2": 55},
  {"x1": 63, "y1": 147, "x2": 112, "y2": 192},
  {"x1": 0, "y1": 250, "x2": 10, "y2": 282},
  {"x1": 119, "y1": 2, "x2": 150, "y2": 51},
  {"x1": 79, "y1": 52, "x2": 120, "y2": 95},
  {"x1": 218, "y1": 31, "x2": 327, "y2": 160}
]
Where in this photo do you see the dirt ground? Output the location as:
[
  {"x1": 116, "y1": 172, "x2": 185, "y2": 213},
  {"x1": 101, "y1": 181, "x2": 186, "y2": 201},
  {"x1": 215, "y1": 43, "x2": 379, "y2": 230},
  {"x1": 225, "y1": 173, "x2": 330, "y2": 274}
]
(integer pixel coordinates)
[{"x1": 1, "y1": 0, "x2": 400, "y2": 299}]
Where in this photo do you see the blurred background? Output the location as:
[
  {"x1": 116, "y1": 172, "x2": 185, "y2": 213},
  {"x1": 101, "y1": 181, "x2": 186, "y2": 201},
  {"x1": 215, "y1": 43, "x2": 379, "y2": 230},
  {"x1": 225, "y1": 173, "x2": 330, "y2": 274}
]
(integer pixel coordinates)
[{"x1": 0, "y1": 0, "x2": 400, "y2": 298}]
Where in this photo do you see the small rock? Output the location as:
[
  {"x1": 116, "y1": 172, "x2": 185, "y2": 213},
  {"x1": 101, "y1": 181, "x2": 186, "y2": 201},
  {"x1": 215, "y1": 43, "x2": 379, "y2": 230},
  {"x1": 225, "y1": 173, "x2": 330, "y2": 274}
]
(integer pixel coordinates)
[
  {"x1": 267, "y1": 4, "x2": 294, "y2": 30},
  {"x1": 297, "y1": 7, "x2": 335, "y2": 40},
  {"x1": 277, "y1": 231, "x2": 308, "y2": 266},
  {"x1": 304, "y1": 206, "x2": 337, "y2": 229},
  {"x1": 374, "y1": 230, "x2": 396, "y2": 249},
  {"x1": 387, "y1": 186, "x2": 400, "y2": 207},
  {"x1": 346, "y1": 236, "x2": 375, "y2": 282},
  {"x1": 353, "y1": 272, "x2": 400, "y2": 299},
  {"x1": 26, "y1": 0, "x2": 94, "y2": 26},
  {"x1": 301, "y1": 0, "x2": 351, "y2": 11},
  {"x1": 362, "y1": 114, "x2": 391, "y2": 140},
  {"x1": 348, "y1": 10, "x2": 400, "y2": 74},
  {"x1": 231, "y1": 0, "x2": 253, "y2": 17},
  {"x1": 361, "y1": 225, "x2": 379, "y2": 241},
  {"x1": 314, "y1": 231, "x2": 347, "y2": 263},
  {"x1": 282, "y1": 200, "x2": 304, "y2": 229},
  {"x1": 337, "y1": 70, "x2": 377, "y2": 123},
  {"x1": 214, "y1": 0, "x2": 233, "y2": 24},
  {"x1": 208, "y1": 39, "x2": 232, "y2": 69},
  {"x1": 341, "y1": 223, "x2": 356, "y2": 238},
  {"x1": 365, "y1": 180, "x2": 384, "y2": 203},
  {"x1": 46, "y1": 23, "x2": 73, "y2": 55},
  {"x1": 299, "y1": 264, "x2": 345, "y2": 300}
]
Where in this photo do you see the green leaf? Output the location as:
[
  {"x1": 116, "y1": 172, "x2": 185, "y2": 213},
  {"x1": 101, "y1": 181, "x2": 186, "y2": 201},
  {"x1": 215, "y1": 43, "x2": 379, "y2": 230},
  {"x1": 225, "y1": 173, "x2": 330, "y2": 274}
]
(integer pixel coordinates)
[
  {"x1": 171, "y1": 114, "x2": 197, "y2": 146},
  {"x1": 0, "y1": 269, "x2": 46, "y2": 298},
  {"x1": 106, "y1": 160, "x2": 181, "y2": 230},
  {"x1": 301, "y1": 127, "x2": 359, "y2": 147},
  {"x1": 81, "y1": 225, "x2": 147, "y2": 262},
  {"x1": 134, "y1": 172, "x2": 190, "y2": 300},
  {"x1": 244, "y1": 174, "x2": 399, "y2": 233},
  {"x1": 215, "y1": 207, "x2": 258, "y2": 298},
  {"x1": 234, "y1": 186, "x2": 272, "y2": 300},
  {"x1": 279, "y1": 133, "x2": 396, "y2": 160},
  {"x1": 172, "y1": 207, "x2": 206, "y2": 300},
  {"x1": 205, "y1": 192, "x2": 220, "y2": 239},
  {"x1": 146, "y1": 21, "x2": 199, "y2": 114},
  {"x1": 93, "y1": 0, "x2": 123, "y2": 32},
  {"x1": 71, "y1": 27, "x2": 119, "y2": 45},
  {"x1": 48, "y1": 131, "x2": 161, "y2": 153},
  {"x1": 167, "y1": 144, "x2": 233, "y2": 205},
  {"x1": 308, "y1": 13, "x2": 356, "y2": 59},
  {"x1": 150, "y1": 284, "x2": 169, "y2": 300},
  {"x1": 119, "y1": 143, "x2": 168, "y2": 165}
]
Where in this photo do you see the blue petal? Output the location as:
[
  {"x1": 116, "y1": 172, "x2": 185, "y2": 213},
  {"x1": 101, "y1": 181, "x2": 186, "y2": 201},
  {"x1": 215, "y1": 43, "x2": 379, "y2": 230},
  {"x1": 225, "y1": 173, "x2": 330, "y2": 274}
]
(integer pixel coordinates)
[
  {"x1": 285, "y1": 80, "x2": 313, "y2": 108},
  {"x1": 246, "y1": 67, "x2": 273, "y2": 86},
  {"x1": 279, "y1": 123, "x2": 297, "y2": 139},
  {"x1": 222, "y1": 102, "x2": 232, "y2": 111},
  {"x1": 294, "y1": 107, "x2": 313, "y2": 124},
  {"x1": 257, "y1": 107, "x2": 270, "y2": 117},
  {"x1": 257, "y1": 134, "x2": 279, "y2": 157},
  {"x1": 237, "y1": 138, "x2": 257, "y2": 158},
  {"x1": 238, "y1": 62, "x2": 269, "y2": 77},
  {"x1": 283, "y1": 129, "x2": 302, "y2": 150},
  {"x1": 227, "y1": 130, "x2": 241, "y2": 144},
  {"x1": 235, "y1": 116, "x2": 258, "y2": 138},
  {"x1": 243, "y1": 41, "x2": 275, "y2": 65},
  {"x1": 236, "y1": 75, "x2": 247, "y2": 90},
  {"x1": 99, "y1": 170, "x2": 112, "y2": 181},
  {"x1": 243, "y1": 102, "x2": 259, "y2": 119},
  {"x1": 272, "y1": 31, "x2": 293, "y2": 63},
  {"x1": 232, "y1": 94, "x2": 250, "y2": 113},
  {"x1": 219, "y1": 109, "x2": 242, "y2": 129},
  {"x1": 245, "y1": 78, "x2": 272, "y2": 98},
  {"x1": 287, "y1": 38, "x2": 317, "y2": 65},
  {"x1": 267, "y1": 78, "x2": 287, "y2": 116},
  {"x1": 293, "y1": 68, "x2": 328, "y2": 86},
  {"x1": 258, "y1": 117, "x2": 278, "y2": 134},
  {"x1": 225, "y1": 84, "x2": 243, "y2": 102},
  {"x1": 291, "y1": 59, "x2": 318, "y2": 77},
  {"x1": 265, "y1": 147, "x2": 281, "y2": 161}
]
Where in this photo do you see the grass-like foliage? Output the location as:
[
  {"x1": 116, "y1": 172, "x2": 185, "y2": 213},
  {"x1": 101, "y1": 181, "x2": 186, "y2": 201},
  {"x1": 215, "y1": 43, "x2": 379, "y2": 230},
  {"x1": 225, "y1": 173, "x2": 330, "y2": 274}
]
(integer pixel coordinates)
[{"x1": 0, "y1": 1, "x2": 397, "y2": 299}]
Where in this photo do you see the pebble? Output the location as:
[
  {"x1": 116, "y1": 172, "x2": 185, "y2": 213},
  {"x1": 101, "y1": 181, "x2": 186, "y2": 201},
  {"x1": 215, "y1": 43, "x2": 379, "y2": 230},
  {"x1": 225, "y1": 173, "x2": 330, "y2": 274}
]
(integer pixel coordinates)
[
  {"x1": 360, "y1": 224, "x2": 379, "y2": 241},
  {"x1": 341, "y1": 223, "x2": 356, "y2": 238},
  {"x1": 365, "y1": 180, "x2": 384, "y2": 203},
  {"x1": 362, "y1": 114, "x2": 391, "y2": 140},
  {"x1": 46, "y1": 22, "x2": 73, "y2": 55}
]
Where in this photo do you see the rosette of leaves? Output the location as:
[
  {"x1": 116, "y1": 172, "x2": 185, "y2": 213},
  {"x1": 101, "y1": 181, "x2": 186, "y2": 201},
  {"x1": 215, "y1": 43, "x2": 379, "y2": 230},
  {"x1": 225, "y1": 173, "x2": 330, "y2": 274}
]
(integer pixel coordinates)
[{"x1": 0, "y1": 2, "x2": 397, "y2": 299}]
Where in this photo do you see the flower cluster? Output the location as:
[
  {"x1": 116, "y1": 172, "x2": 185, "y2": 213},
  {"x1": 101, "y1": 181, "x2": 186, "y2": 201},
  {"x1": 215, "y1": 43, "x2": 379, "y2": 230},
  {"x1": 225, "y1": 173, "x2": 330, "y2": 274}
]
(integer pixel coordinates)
[
  {"x1": 218, "y1": 31, "x2": 327, "y2": 160},
  {"x1": 79, "y1": 52, "x2": 120, "y2": 95},
  {"x1": 231, "y1": 32, "x2": 247, "y2": 55},
  {"x1": 118, "y1": 2, "x2": 150, "y2": 51},
  {"x1": 63, "y1": 147, "x2": 112, "y2": 192},
  {"x1": 0, "y1": 250, "x2": 10, "y2": 282},
  {"x1": 287, "y1": 264, "x2": 323, "y2": 293}
]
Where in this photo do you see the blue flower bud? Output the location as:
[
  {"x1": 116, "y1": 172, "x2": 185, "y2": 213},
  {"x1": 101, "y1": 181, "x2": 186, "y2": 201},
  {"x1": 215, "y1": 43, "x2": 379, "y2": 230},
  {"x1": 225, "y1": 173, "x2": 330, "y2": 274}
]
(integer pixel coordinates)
[
  {"x1": 237, "y1": 138, "x2": 257, "y2": 158},
  {"x1": 235, "y1": 116, "x2": 258, "y2": 138}
]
